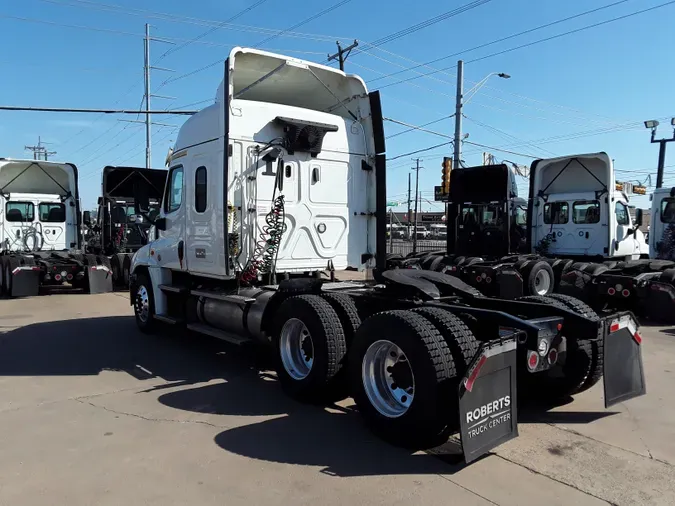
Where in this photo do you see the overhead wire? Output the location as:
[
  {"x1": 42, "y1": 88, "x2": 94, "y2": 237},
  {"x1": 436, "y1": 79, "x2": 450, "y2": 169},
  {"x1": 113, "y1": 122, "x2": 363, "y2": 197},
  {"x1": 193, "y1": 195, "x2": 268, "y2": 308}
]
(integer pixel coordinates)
[{"x1": 377, "y1": 1, "x2": 675, "y2": 91}]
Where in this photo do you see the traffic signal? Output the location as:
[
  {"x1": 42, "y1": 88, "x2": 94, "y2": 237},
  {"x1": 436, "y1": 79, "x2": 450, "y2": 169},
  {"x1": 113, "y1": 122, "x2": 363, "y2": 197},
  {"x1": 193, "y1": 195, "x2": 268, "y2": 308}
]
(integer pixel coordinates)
[
  {"x1": 441, "y1": 157, "x2": 452, "y2": 194},
  {"x1": 633, "y1": 185, "x2": 647, "y2": 195}
]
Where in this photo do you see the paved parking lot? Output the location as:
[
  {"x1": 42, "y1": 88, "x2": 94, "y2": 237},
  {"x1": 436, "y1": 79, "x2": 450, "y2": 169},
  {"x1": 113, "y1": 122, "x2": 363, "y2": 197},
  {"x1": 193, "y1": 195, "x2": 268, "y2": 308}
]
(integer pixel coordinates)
[{"x1": 1, "y1": 291, "x2": 674, "y2": 505}]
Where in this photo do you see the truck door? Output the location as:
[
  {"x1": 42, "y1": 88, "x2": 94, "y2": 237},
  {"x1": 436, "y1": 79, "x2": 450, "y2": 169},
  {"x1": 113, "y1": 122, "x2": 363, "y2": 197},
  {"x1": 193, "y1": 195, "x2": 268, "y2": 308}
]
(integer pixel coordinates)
[
  {"x1": 655, "y1": 196, "x2": 675, "y2": 259},
  {"x1": 613, "y1": 201, "x2": 639, "y2": 259},
  {"x1": 153, "y1": 165, "x2": 187, "y2": 271},
  {"x1": 3, "y1": 201, "x2": 36, "y2": 251},
  {"x1": 535, "y1": 201, "x2": 571, "y2": 253},
  {"x1": 185, "y1": 152, "x2": 220, "y2": 275},
  {"x1": 568, "y1": 199, "x2": 605, "y2": 256}
]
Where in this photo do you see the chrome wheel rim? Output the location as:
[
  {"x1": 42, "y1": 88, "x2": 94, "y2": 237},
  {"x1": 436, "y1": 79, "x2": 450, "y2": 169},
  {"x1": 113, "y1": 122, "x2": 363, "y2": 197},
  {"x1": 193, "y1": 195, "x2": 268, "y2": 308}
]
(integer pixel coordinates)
[
  {"x1": 534, "y1": 269, "x2": 552, "y2": 295},
  {"x1": 135, "y1": 285, "x2": 149, "y2": 323},
  {"x1": 362, "y1": 340, "x2": 415, "y2": 418},
  {"x1": 279, "y1": 318, "x2": 314, "y2": 380}
]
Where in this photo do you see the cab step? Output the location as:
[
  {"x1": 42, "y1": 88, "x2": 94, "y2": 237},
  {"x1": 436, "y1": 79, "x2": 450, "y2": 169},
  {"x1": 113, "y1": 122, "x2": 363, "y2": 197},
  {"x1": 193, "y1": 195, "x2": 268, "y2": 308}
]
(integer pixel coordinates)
[
  {"x1": 159, "y1": 284, "x2": 188, "y2": 294},
  {"x1": 154, "y1": 314, "x2": 184, "y2": 325},
  {"x1": 190, "y1": 289, "x2": 255, "y2": 304},
  {"x1": 186, "y1": 323, "x2": 250, "y2": 345}
]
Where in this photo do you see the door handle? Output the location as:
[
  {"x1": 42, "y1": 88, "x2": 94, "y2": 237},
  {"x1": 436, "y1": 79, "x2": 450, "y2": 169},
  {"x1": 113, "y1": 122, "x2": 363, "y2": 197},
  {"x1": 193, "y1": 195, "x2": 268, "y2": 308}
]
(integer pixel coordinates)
[{"x1": 312, "y1": 167, "x2": 320, "y2": 184}]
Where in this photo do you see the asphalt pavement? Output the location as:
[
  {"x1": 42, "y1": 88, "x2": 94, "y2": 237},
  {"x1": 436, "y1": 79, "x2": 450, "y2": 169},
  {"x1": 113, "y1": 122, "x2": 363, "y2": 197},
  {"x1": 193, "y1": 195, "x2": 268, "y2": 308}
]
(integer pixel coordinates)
[{"x1": 0, "y1": 291, "x2": 673, "y2": 505}]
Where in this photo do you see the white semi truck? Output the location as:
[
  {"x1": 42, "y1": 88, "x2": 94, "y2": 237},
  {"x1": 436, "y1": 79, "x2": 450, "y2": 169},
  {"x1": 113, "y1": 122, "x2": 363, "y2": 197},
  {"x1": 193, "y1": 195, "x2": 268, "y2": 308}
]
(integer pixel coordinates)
[
  {"x1": 127, "y1": 47, "x2": 645, "y2": 462},
  {"x1": 0, "y1": 159, "x2": 112, "y2": 297}
]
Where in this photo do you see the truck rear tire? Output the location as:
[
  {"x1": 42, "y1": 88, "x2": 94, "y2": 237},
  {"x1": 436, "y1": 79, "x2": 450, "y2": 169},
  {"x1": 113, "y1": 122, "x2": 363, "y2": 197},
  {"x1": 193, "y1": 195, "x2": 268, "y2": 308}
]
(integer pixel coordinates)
[
  {"x1": 517, "y1": 295, "x2": 596, "y2": 398},
  {"x1": 273, "y1": 295, "x2": 347, "y2": 403},
  {"x1": 582, "y1": 263, "x2": 609, "y2": 276},
  {"x1": 132, "y1": 272, "x2": 157, "y2": 334},
  {"x1": 110, "y1": 254, "x2": 123, "y2": 286},
  {"x1": 348, "y1": 310, "x2": 457, "y2": 449},
  {"x1": 522, "y1": 260, "x2": 555, "y2": 296},
  {"x1": 546, "y1": 293, "x2": 603, "y2": 394},
  {"x1": 412, "y1": 307, "x2": 479, "y2": 377},
  {"x1": 660, "y1": 268, "x2": 675, "y2": 286}
]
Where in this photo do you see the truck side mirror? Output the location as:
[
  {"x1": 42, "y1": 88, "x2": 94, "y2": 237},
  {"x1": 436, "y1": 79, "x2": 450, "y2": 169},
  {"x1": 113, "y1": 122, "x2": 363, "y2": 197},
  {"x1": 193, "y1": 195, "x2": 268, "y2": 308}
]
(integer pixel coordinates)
[
  {"x1": 626, "y1": 228, "x2": 635, "y2": 236},
  {"x1": 133, "y1": 182, "x2": 150, "y2": 215},
  {"x1": 82, "y1": 210, "x2": 91, "y2": 226},
  {"x1": 635, "y1": 208, "x2": 643, "y2": 227}
]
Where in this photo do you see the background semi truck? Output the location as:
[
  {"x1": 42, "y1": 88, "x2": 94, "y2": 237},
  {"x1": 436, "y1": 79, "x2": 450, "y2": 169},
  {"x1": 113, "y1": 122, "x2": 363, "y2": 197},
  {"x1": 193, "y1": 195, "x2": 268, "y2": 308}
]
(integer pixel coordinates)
[
  {"x1": 402, "y1": 154, "x2": 675, "y2": 323},
  {"x1": 0, "y1": 158, "x2": 112, "y2": 297},
  {"x1": 126, "y1": 47, "x2": 645, "y2": 463},
  {"x1": 83, "y1": 166, "x2": 166, "y2": 288}
]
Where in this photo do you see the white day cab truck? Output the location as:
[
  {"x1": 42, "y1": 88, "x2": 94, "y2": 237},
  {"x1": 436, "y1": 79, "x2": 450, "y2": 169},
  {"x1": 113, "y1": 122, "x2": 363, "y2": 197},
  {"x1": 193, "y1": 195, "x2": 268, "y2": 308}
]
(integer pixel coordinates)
[
  {"x1": 128, "y1": 47, "x2": 645, "y2": 463},
  {"x1": 0, "y1": 159, "x2": 113, "y2": 297},
  {"x1": 407, "y1": 154, "x2": 675, "y2": 323}
]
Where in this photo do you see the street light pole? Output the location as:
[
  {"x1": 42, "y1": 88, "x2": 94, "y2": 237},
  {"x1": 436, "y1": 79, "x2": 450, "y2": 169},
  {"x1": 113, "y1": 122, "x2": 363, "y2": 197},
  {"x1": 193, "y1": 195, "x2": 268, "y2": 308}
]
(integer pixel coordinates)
[
  {"x1": 412, "y1": 158, "x2": 422, "y2": 254},
  {"x1": 452, "y1": 62, "x2": 510, "y2": 171}
]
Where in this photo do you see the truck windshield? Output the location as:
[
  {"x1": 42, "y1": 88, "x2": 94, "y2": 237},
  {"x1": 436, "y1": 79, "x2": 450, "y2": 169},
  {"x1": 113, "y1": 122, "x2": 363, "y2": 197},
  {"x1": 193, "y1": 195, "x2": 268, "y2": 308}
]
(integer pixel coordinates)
[
  {"x1": 461, "y1": 204, "x2": 504, "y2": 226},
  {"x1": 544, "y1": 202, "x2": 568, "y2": 224},
  {"x1": 573, "y1": 200, "x2": 600, "y2": 224},
  {"x1": 39, "y1": 203, "x2": 65, "y2": 222},
  {"x1": 661, "y1": 198, "x2": 675, "y2": 223},
  {"x1": 6, "y1": 202, "x2": 34, "y2": 222}
]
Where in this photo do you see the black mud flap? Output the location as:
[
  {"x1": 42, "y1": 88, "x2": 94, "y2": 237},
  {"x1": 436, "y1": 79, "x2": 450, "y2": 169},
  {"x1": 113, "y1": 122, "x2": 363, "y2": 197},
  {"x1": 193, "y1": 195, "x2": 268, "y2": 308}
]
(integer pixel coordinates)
[
  {"x1": 603, "y1": 312, "x2": 646, "y2": 408},
  {"x1": 86, "y1": 265, "x2": 113, "y2": 294},
  {"x1": 497, "y1": 268, "x2": 523, "y2": 299},
  {"x1": 643, "y1": 281, "x2": 675, "y2": 324},
  {"x1": 459, "y1": 336, "x2": 518, "y2": 464},
  {"x1": 9, "y1": 267, "x2": 40, "y2": 297}
]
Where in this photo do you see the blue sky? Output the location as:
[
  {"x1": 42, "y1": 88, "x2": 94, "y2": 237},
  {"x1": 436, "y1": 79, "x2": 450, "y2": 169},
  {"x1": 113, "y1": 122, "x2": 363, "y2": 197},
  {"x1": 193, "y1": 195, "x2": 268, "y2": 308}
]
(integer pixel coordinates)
[{"x1": 1, "y1": 0, "x2": 674, "y2": 210}]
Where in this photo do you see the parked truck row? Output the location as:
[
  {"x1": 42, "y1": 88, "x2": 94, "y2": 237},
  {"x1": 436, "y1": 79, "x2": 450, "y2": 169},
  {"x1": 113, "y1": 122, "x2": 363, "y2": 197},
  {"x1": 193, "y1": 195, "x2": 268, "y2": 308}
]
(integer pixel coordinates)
[
  {"x1": 124, "y1": 47, "x2": 646, "y2": 463},
  {"x1": 394, "y1": 156, "x2": 675, "y2": 324}
]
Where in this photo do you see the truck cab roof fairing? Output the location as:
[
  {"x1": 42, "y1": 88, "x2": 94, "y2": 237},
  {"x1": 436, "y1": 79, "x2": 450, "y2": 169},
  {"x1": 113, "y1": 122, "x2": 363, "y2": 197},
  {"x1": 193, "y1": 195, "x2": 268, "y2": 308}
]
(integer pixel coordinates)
[
  {"x1": 216, "y1": 47, "x2": 369, "y2": 120},
  {"x1": 0, "y1": 159, "x2": 78, "y2": 198}
]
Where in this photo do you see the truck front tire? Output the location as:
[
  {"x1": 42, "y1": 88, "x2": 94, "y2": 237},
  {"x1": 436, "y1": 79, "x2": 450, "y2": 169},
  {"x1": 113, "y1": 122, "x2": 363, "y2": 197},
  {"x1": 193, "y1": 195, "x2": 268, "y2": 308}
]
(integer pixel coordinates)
[{"x1": 133, "y1": 272, "x2": 156, "y2": 334}]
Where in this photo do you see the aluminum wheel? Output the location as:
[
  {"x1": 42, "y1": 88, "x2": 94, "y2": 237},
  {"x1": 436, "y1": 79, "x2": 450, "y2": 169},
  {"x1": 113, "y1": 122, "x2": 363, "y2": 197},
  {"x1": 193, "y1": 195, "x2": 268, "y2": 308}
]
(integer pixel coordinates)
[
  {"x1": 279, "y1": 318, "x2": 314, "y2": 380},
  {"x1": 534, "y1": 268, "x2": 552, "y2": 295},
  {"x1": 135, "y1": 284, "x2": 150, "y2": 323},
  {"x1": 362, "y1": 339, "x2": 415, "y2": 418}
]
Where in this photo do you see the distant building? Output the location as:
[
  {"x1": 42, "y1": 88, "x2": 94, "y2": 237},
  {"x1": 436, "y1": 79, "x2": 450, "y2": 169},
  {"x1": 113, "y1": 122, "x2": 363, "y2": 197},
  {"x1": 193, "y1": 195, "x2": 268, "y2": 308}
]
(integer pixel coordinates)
[{"x1": 388, "y1": 211, "x2": 445, "y2": 225}]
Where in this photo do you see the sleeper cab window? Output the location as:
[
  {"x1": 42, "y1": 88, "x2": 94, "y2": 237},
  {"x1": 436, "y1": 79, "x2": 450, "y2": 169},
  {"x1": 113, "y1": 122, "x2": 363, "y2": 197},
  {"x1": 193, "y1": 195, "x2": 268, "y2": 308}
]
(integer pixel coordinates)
[
  {"x1": 195, "y1": 166, "x2": 207, "y2": 213},
  {"x1": 165, "y1": 166, "x2": 184, "y2": 213}
]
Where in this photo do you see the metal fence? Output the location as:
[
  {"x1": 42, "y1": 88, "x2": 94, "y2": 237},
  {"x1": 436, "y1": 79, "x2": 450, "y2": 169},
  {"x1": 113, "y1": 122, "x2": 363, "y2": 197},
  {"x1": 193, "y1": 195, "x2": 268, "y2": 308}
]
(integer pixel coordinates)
[{"x1": 386, "y1": 238, "x2": 445, "y2": 256}]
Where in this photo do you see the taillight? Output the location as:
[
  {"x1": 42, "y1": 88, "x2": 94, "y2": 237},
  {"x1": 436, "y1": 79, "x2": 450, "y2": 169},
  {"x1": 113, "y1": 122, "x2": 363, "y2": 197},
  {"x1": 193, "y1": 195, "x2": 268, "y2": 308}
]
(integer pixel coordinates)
[
  {"x1": 622, "y1": 289, "x2": 630, "y2": 297},
  {"x1": 476, "y1": 276, "x2": 482, "y2": 283},
  {"x1": 608, "y1": 287, "x2": 616, "y2": 296},
  {"x1": 527, "y1": 351, "x2": 539, "y2": 371},
  {"x1": 548, "y1": 349, "x2": 558, "y2": 365}
]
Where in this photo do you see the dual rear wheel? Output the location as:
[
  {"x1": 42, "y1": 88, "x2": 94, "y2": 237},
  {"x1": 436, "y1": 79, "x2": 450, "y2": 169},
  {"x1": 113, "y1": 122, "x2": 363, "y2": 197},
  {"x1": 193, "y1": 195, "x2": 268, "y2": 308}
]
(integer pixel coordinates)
[{"x1": 272, "y1": 295, "x2": 479, "y2": 449}]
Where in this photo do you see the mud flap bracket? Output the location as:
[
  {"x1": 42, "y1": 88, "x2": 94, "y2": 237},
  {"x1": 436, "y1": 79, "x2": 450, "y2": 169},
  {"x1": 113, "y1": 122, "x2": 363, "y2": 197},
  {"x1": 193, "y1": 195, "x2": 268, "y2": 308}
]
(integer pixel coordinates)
[
  {"x1": 87, "y1": 265, "x2": 113, "y2": 294},
  {"x1": 459, "y1": 336, "x2": 519, "y2": 463},
  {"x1": 603, "y1": 312, "x2": 646, "y2": 408}
]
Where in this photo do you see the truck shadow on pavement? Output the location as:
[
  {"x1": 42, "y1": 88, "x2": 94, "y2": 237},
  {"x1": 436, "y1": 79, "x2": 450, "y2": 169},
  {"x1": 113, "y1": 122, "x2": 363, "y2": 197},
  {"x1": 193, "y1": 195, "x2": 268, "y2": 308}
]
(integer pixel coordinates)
[{"x1": 0, "y1": 315, "x2": 619, "y2": 478}]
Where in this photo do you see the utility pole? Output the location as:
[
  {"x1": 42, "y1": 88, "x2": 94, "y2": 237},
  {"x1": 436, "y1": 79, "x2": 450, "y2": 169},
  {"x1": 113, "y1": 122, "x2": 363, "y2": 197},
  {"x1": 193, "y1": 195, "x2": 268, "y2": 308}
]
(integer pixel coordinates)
[
  {"x1": 453, "y1": 59, "x2": 464, "y2": 170},
  {"x1": 25, "y1": 136, "x2": 56, "y2": 161},
  {"x1": 407, "y1": 172, "x2": 412, "y2": 239},
  {"x1": 141, "y1": 24, "x2": 176, "y2": 169},
  {"x1": 411, "y1": 158, "x2": 422, "y2": 254},
  {"x1": 144, "y1": 23, "x2": 152, "y2": 169},
  {"x1": 327, "y1": 40, "x2": 359, "y2": 71}
]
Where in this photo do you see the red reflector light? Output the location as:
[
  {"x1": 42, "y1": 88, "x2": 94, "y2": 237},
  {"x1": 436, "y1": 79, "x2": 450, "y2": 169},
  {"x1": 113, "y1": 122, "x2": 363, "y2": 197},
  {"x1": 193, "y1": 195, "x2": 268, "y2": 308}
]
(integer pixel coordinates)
[
  {"x1": 527, "y1": 351, "x2": 539, "y2": 371},
  {"x1": 610, "y1": 322, "x2": 620, "y2": 333},
  {"x1": 66, "y1": 274, "x2": 73, "y2": 280},
  {"x1": 607, "y1": 287, "x2": 616, "y2": 296},
  {"x1": 548, "y1": 349, "x2": 558, "y2": 365},
  {"x1": 91, "y1": 267, "x2": 97, "y2": 271},
  {"x1": 464, "y1": 354, "x2": 487, "y2": 392},
  {"x1": 633, "y1": 331, "x2": 643, "y2": 345},
  {"x1": 622, "y1": 289, "x2": 630, "y2": 297},
  {"x1": 475, "y1": 276, "x2": 482, "y2": 282},
  {"x1": 52, "y1": 266, "x2": 57, "y2": 271},
  {"x1": 486, "y1": 277, "x2": 492, "y2": 283},
  {"x1": 54, "y1": 274, "x2": 62, "y2": 281},
  {"x1": 557, "y1": 323, "x2": 563, "y2": 331}
]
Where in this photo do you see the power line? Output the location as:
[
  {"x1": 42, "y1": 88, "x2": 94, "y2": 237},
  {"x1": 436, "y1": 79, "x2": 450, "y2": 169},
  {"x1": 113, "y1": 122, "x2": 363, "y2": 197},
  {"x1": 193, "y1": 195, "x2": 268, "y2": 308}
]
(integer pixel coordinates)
[
  {"x1": 376, "y1": 1, "x2": 675, "y2": 90},
  {"x1": 39, "y1": 0, "x2": 354, "y2": 42},
  {"x1": 161, "y1": 0, "x2": 353, "y2": 86},
  {"x1": 386, "y1": 114, "x2": 455, "y2": 139},
  {"x1": 387, "y1": 141, "x2": 454, "y2": 161},
  {"x1": 348, "y1": 0, "x2": 493, "y2": 58},
  {"x1": 463, "y1": 116, "x2": 558, "y2": 157},
  {"x1": 463, "y1": 140, "x2": 539, "y2": 159},
  {"x1": 368, "y1": 0, "x2": 631, "y2": 84},
  {"x1": 156, "y1": 0, "x2": 271, "y2": 62},
  {"x1": 0, "y1": 106, "x2": 197, "y2": 114}
]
